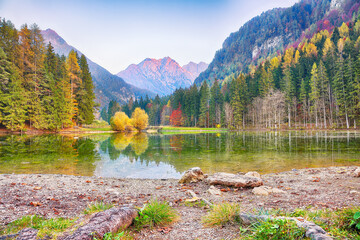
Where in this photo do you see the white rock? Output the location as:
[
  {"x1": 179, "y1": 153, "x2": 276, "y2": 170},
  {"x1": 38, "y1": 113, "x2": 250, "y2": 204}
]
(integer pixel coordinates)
[
  {"x1": 252, "y1": 186, "x2": 286, "y2": 196},
  {"x1": 253, "y1": 186, "x2": 269, "y2": 196},
  {"x1": 245, "y1": 171, "x2": 261, "y2": 179},
  {"x1": 207, "y1": 186, "x2": 222, "y2": 196},
  {"x1": 354, "y1": 168, "x2": 360, "y2": 177}
]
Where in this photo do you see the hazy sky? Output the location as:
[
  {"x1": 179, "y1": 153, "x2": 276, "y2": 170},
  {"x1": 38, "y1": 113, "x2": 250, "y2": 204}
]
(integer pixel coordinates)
[{"x1": 0, "y1": 0, "x2": 298, "y2": 74}]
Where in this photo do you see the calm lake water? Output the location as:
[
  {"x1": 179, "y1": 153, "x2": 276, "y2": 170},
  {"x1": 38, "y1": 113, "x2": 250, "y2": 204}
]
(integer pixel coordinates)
[{"x1": 0, "y1": 131, "x2": 359, "y2": 179}]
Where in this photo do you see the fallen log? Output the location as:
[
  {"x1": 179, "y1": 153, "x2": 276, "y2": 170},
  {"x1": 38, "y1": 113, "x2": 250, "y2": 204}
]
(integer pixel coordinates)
[
  {"x1": 239, "y1": 213, "x2": 333, "y2": 240},
  {"x1": 64, "y1": 207, "x2": 138, "y2": 240},
  {"x1": 206, "y1": 172, "x2": 263, "y2": 188}
]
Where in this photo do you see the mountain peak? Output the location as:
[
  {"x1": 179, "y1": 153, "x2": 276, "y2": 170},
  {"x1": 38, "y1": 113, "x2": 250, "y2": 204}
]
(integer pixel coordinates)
[
  {"x1": 117, "y1": 58, "x2": 207, "y2": 96},
  {"x1": 41, "y1": 28, "x2": 68, "y2": 47}
]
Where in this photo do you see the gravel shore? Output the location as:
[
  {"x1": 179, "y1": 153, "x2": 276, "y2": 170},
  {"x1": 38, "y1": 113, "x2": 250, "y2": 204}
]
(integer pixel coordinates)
[{"x1": 0, "y1": 166, "x2": 359, "y2": 239}]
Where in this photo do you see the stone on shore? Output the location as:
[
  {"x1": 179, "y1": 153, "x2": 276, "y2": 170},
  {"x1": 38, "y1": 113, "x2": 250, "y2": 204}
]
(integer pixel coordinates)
[
  {"x1": 245, "y1": 171, "x2": 261, "y2": 178},
  {"x1": 207, "y1": 186, "x2": 222, "y2": 196},
  {"x1": 354, "y1": 168, "x2": 360, "y2": 177},
  {"x1": 179, "y1": 167, "x2": 204, "y2": 184},
  {"x1": 206, "y1": 172, "x2": 263, "y2": 188},
  {"x1": 252, "y1": 186, "x2": 286, "y2": 196}
]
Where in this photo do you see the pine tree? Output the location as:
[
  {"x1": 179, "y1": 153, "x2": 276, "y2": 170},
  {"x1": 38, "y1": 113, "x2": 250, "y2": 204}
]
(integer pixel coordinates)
[
  {"x1": 209, "y1": 80, "x2": 223, "y2": 127},
  {"x1": 78, "y1": 55, "x2": 95, "y2": 125},
  {"x1": 198, "y1": 81, "x2": 209, "y2": 127},
  {"x1": 231, "y1": 74, "x2": 247, "y2": 129},
  {"x1": 333, "y1": 55, "x2": 350, "y2": 128}
]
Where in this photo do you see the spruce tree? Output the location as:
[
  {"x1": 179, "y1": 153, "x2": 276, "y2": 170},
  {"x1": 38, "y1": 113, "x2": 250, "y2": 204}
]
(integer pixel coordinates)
[
  {"x1": 79, "y1": 55, "x2": 95, "y2": 125},
  {"x1": 198, "y1": 81, "x2": 209, "y2": 127}
]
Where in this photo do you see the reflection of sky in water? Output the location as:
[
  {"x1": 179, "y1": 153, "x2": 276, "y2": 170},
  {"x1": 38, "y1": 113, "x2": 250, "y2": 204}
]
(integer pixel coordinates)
[{"x1": 94, "y1": 153, "x2": 182, "y2": 179}]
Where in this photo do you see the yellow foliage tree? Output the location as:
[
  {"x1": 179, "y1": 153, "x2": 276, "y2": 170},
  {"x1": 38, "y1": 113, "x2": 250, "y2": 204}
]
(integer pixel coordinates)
[
  {"x1": 323, "y1": 38, "x2": 334, "y2": 58},
  {"x1": 131, "y1": 107, "x2": 149, "y2": 131},
  {"x1": 339, "y1": 22, "x2": 349, "y2": 39},
  {"x1": 110, "y1": 111, "x2": 133, "y2": 132}
]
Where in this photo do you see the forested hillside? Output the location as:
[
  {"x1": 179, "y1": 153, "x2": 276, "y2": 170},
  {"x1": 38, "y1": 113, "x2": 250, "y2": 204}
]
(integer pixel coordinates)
[
  {"x1": 118, "y1": 3, "x2": 360, "y2": 130},
  {"x1": 195, "y1": 0, "x2": 359, "y2": 85},
  {"x1": 0, "y1": 19, "x2": 96, "y2": 130},
  {"x1": 41, "y1": 29, "x2": 154, "y2": 107}
]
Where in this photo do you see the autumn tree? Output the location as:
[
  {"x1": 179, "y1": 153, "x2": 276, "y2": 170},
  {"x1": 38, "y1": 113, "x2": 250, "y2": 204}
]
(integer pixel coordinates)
[
  {"x1": 131, "y1": 107, "x2": 148, "y2": 131},
  {"x1": 111, "y1": 111, "x2": 133, "y2": 132},
  {"x1": 170, "y1": 104, "x2": 184, "y2": 127}
]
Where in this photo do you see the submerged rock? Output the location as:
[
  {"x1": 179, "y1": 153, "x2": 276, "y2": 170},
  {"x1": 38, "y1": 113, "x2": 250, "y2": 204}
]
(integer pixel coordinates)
[
  {"x1": 179, "y1": 167, "x2": 204, "y2": 184},
  {"x1": 206, "y1": 172, "x2": 263, "y2": 188}
]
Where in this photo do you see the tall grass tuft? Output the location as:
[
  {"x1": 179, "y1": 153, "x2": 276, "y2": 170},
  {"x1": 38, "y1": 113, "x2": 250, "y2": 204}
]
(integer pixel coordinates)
[
  {"x1": 202, "y1": 202, "x2": 240, "y2": 227},
  {"x1": 134, "y1": 199, "x2": 179, "y2": 229},
  {"x1": 83, "y1": 201, "x2": 114, "y2": 215}
]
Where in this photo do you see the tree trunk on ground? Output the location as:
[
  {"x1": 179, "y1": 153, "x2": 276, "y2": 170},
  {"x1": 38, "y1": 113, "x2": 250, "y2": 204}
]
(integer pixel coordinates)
[{"x1": 64, "y1": 207, "x2": 137, "y2": 240}]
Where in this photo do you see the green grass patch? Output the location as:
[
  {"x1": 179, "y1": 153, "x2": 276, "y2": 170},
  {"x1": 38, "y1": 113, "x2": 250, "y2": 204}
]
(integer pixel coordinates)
[
  {"x1": 240, "y1": 218, "x2": 307, "y2": 240},
  {"x1": 134, "y1": 199, "x2": 179, "y2": 230},
  {"x1": 83, "y1": 201, "x2": 114, "y2": 215},
  {"x1": 80, "y1": 127, "x2": 113, "y2": 132},
  {"x1": 182, "y1": 200, "x2": 208, "y2": 208},
  {"x1": 94, "y1": 230, "x2": 134, "y2": 240},
  {"x1": 160, "y1": 126, "x2": 227, "y2": 132},
  {"x1": 0, "y1": 215, "x2": 75, "y2": 238},
  {"x1": 202, "y1": 202, "x2": 240, "y2": 227}
]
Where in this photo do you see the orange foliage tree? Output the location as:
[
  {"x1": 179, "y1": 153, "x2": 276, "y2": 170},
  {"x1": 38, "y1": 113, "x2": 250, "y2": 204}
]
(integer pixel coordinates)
[{"x1": 170, "y1": 105, "x2": 184, "y2": 126}]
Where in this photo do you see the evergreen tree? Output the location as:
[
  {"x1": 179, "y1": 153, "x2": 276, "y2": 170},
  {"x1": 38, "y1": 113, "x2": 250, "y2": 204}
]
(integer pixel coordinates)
[
  {"x1": 198, "y1": 81, "x2": 209, "y2": 127},
  {"x1": 79, "y1": 55, "x2": 95, "y2": 125}
]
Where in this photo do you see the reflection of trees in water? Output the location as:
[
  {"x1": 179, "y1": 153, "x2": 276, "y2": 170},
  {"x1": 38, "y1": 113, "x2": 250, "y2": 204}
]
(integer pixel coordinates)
[
  {"x1": 169, "y1": 135, "x2": 184, "y2": 153},
  {"x1": 98, "y1": 132, "x2": 360, "y2": 174},
  {"x1": 112, "y1": 133, "x2": 134, "y2": 151},
  {"x1": 131, "y1": 133, "x2": 149, "y2": 156},
  {"x1": 102, "y1": 133, "x2": 150, "y2": 160},
  {"x1": 0, "y1": 134, "x2": 100, "y2": 175}
]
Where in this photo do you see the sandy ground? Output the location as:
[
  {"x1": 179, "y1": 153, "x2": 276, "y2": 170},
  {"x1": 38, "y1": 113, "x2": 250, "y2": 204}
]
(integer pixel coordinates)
[{"x1": 0, "y1": 166, "x2": 359, "y2": 239}]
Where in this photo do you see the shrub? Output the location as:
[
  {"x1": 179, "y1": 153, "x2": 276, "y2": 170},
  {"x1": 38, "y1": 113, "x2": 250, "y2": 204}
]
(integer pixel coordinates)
[
  {"x1": 201, "y1": 202, "x2": 240, "y2": 227},
  {"x1": 245, "y1": 218, "x2": 306, "y2": 240},
  {"x1": 110, "y1": 112, "x2": 133, "y2": 132},
  {"x1": 131, "y1": 108, "x2": 148, "y2": 131},
  {"x1": 134, "y1": 199, "x2": 179, "y2": 229}
]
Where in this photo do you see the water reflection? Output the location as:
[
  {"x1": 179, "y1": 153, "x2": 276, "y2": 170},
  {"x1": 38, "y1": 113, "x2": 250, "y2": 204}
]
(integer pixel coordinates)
[
  {"x1": 0, "y1": 131, "x2": 359, "y2": 178},
  {"x1": 0, "y1": 134, "x2": 100, "y2": 175}
]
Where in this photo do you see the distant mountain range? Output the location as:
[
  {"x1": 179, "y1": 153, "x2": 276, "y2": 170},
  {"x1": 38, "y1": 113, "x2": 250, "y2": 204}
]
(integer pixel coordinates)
[
  {"x1": 117, "y1": 58, "x2": 208, "y2": 96},
  {"x1": 41, "y1": 29, "x2": 154, "y2": 107}
]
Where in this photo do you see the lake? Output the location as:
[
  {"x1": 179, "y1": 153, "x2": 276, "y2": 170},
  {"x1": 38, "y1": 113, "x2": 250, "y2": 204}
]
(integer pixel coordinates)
[{"x1": 0, "y1": 131, "x2": 359, "y2": 179}]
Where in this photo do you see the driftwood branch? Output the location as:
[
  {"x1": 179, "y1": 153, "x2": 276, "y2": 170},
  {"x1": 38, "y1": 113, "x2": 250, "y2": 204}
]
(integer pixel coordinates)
[
  {"x1": 64, "y1": 207, "x2": 138, "y2": 240},
  {"x1": 187, "y1": 190, "x2": 213, "y2": 207},
  {"x1": 239, "y1": 213, "x2": 333, "y2": 240}
]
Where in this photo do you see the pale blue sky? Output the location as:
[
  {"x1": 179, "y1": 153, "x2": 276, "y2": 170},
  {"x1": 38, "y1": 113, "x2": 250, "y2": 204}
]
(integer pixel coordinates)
[{"x1": 0, "y1": 0, "x2": 299, "y2": 74}]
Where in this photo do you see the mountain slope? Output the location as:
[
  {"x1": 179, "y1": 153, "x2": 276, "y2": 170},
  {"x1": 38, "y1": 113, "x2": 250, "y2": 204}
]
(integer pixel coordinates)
[
  {"x1": 195, "y1": 0, "x2": 358, "y2": 85},
  {"x1": 182, "y1": 61, "x2": 209, "y2": 81},
  {"x1": 41, "y1": 29, "x2": 154, "y2": 106},
  {"x1": 117, "y1": 57, "x2": 207, "y2": 96}
]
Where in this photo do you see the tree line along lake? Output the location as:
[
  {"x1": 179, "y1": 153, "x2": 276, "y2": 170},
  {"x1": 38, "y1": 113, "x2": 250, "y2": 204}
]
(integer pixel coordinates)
[{"x1": 0, "y1": 131, "x2": 359, "y2": 179}]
